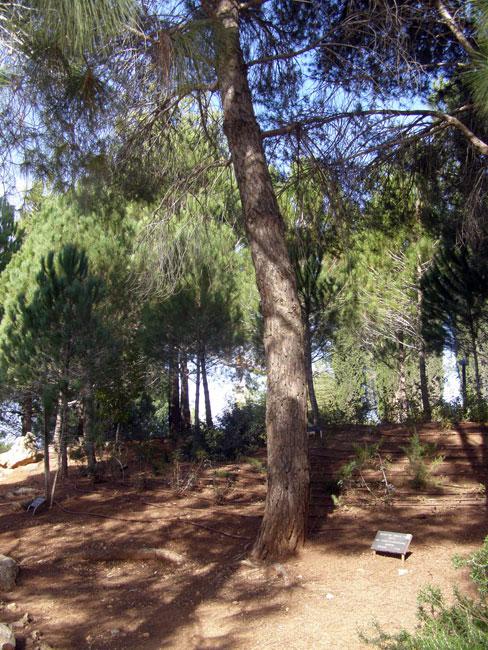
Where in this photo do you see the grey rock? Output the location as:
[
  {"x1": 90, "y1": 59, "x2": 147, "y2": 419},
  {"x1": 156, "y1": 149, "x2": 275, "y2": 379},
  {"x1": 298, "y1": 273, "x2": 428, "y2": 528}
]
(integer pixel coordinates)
[
  {"x1": 0, "y1": 622, "x2": 16, "y2": 649},
  {"x1": 0, "y1": 557, "x2": 18, "y2": 592}
]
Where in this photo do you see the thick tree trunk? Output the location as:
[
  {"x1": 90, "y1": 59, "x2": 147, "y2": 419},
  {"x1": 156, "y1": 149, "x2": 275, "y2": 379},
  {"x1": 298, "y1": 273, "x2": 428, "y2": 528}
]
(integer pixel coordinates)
[
  {"x1": 168, "y1": 349, "x2": 181, "y2": 436},
  {"x1": 180, "y1": 352, "x2": 191, "y2": 430},
  {"x1": 200, "y1": 349, "x2": 213, "y2": 429},
  {"x1": 21, "y1": 394, "x2": 33, "y2": 435},
  {"x1": 202, "y1": 0, "x2": 308, "y2": 560},
  {"x1": 304, "y1": 321, "x2": 319, "y2": 426},
  {"x1": 195, "y1": 356, "x2": 201, "y2": 432}
]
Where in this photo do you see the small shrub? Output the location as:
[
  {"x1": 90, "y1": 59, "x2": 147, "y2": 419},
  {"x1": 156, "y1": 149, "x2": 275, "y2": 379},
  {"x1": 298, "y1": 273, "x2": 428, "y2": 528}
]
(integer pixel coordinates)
[
  {"x1": 432, "y1": 401, "x2": 464, "y2": 429},
  {"x1": 401, "y1": 431, "x2": 443, "y2": 490},
  {"x1": 211, "y1": 471, "x2": 236, "y2": 504},
  {"x1": 240, "y1": 456, "x2": 266, "y2": 473},
  {"x1": 69, "y1": 444, "x2": 87, "y2": 461},
  {"x1": 453, "y1": 536, "x2": 488, "y2": 596},
  {"x1": 466, "y1": 399, "x2": 488, "y2": 424},
  {"x1": 0, "y1": 441, "x2": 11, "y2": 453},
  {"x1": 214, "y1": 469, "x2": 232, "y2": 479},
  {"x1": 338, "y1": 440, "x2": 394, "y2": 503}
]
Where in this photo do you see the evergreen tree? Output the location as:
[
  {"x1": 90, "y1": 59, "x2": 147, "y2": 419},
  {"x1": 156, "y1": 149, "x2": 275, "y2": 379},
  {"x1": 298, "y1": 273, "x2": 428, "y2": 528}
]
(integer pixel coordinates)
[
  {"x1": 2, "y1": 245, "x2": 106, "y2": 479},
  {"x1": 422, "y1": 243, "x2": 488, "y2": 405}
]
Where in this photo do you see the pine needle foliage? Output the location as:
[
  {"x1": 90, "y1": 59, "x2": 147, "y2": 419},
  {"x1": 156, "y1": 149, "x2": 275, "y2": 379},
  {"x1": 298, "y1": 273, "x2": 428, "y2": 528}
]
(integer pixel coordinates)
[{"x1": 5, "y1": 0, "x2": 137, "y2": 57}]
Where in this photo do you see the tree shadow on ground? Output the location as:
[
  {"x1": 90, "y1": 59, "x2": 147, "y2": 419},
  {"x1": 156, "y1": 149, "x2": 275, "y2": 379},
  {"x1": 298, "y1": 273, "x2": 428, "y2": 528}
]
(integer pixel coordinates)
[{"x1": 0, "y1": 462, "x2": 291, "y2": 649}]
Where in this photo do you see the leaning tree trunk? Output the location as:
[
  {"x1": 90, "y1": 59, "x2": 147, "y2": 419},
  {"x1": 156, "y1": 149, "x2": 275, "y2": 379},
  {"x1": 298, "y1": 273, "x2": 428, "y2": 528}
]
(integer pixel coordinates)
[
  {"x1": 202, "y1": 0, "x2": 309, "y2": 561},
  {"x1": 200, "y1": 348, "x2": 213, "y2": 429}
]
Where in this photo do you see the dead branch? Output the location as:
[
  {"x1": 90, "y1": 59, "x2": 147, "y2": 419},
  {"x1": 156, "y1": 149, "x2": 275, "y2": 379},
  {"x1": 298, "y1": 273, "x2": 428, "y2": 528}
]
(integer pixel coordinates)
[
  {"x1": 79, "y1": 547, "x2": 185, "y2": 565},
  {"x1": 178, "y1": 517, "x2": 252, "y2": 540}
]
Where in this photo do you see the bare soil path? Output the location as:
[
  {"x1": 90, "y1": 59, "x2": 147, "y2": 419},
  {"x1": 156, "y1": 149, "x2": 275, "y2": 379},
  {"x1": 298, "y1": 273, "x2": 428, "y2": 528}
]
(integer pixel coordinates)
[{"x1": 0, "y1": 423, "x2": 486, "y2": 649}]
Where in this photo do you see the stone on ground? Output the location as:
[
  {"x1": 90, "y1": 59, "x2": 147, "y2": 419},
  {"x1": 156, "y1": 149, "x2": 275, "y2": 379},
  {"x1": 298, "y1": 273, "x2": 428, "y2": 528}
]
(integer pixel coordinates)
[
  {"x1": 0, "y1": 433, "x2": 42, "y2": 469},
  {"x1": 0, "y1": 622, "x2": 16, "y2": 649},
  {"x1": 0, "y1": 556, "x2": 19, "y2": 591}
]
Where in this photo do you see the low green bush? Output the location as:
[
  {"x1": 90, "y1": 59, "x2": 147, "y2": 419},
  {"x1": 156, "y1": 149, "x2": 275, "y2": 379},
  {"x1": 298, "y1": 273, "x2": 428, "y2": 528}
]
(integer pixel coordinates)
[{"x1": 401, "y1": 431, "x2": 443, "y2": 490}]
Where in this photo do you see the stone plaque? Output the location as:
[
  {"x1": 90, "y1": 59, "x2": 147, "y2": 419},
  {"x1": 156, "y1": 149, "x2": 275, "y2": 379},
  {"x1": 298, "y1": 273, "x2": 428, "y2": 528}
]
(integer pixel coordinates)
[{"x1": 371, "y1": 530, "x2": 412, "y2": 560}]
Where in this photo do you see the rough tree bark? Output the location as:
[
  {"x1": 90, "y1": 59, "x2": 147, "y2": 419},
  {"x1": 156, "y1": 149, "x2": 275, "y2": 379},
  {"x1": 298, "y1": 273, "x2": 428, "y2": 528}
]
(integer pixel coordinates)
[
  {"x1": 202, "y1": 0, "x2": 309, "y2": 560},
  {"x1": 200, "y1": 348, "x2": 213, "y2": 429}
]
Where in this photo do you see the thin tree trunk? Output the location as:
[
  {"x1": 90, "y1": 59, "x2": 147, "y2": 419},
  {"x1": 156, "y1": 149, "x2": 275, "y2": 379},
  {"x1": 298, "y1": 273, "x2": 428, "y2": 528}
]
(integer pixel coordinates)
[
  {"x1": 43, "y1": 403, "x2": 51, "y2": 500},
  {"x1": 53, "y1": 394, "x2": 64, "y2": 475},
  {"x1": 169, "y1": 349, "x2": 181, "y2": 436},
  {"x1": 460, "y1": 358, "x2": 468, "y2": 409},
  {"x1": 21, "y1": 394, "x2": 33, "y2": 435},
  {"x1": 419, "y1": 349, "x2": 431, "y2": 421},
  {"x1": 304, "y1": 321, "x2": 319, "y2": 427},
  {"x1": 396, "y1": 332, "x2": 408, "y2": 422},
  {"x1": 469, "y1": 322, "x2": 482, "y2": 404},
  {"x1": 203, "y1": 0, "x2": 308, "y2": 560},
  {"x1": 83, "y1": 393, "x2": 97, "y2": 473},
  {"x1": 195, "y1": 356, "x2": 201, "y2": 433},
  {"x1": 180, "y1": 352, "x2": 191, "y2": 430},
  {"x1": 59, "y1": 393, "x2": 68, "y2": 478},
  {"x1": 53, "y1": 393, "x2": 69, "y2": 478},
  {"x1": 200, "y1": 349, "x2": 213, "y2": 429},
  {"x1": 416, "y1": 264, "x2": 431, "y2": 421}
]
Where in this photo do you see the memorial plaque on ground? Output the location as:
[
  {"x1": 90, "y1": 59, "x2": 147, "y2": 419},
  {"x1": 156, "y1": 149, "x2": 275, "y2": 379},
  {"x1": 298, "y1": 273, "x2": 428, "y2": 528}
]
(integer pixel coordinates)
[{"x1": 371, "y1": 531, "x2": 412, "y2": 561}]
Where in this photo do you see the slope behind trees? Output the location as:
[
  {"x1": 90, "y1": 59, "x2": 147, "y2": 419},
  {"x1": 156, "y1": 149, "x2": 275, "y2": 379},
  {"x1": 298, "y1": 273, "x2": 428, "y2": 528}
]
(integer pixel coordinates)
[{"x1": 3, "y1": 0, "x2": 488, "y2": 558}]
